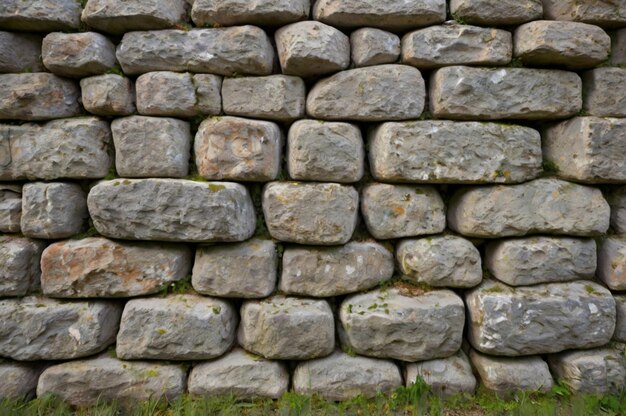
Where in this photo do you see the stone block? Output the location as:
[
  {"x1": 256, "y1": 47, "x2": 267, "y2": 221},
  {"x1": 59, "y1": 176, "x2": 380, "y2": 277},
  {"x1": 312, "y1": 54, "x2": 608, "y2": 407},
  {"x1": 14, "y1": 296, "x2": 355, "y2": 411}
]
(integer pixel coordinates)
[
  {"x1": 0, "y1": 32, "x2": 43, "y2": 73},
  {"x1": 405, "y1": 350, "x2": 476, "y2": 397},
  {"x1": 542, "y1": 0, "x2": 626, "y2": 28},
  {"x1": 0, "y1": 0, "x2": 81, "y2": 31},
  {"x1": 449, "y1": 0, "x2": 543, "y2": 25},
  {"x1": 0, "y1": 361, "x2": 42, "y2": 400},
  {"x1": 615, "y1": 295, "x2": 626, "y2": 342},
  {"x1": 42, "y1": 32, "x2": 116, "y2": 78},
  {"x1": 608, "y1": 187, "x2": 626, "y2": 233},
  {"x1": 0, "y1": 237, "x2": 45, "y2": 297},
  {"x1": 191, "y1": 0, "x2": 309, "y2": 27},
  {"x1": 81, "y1": 74, "x2": 136, "y2": 116},
  {"x1": 0, "y1": 186, "x2": 21, "y2": 233},
  {"x1": 194, "y1": 74, "x2": 223, "y2": 115},
  {"x1": 350, "y1": 28, "x2": 400, "y2": 68},
  {"x1": 597, "y1": 236, "x2": 626, "y2": 291},
  {"x1": 583, "y1": 68, "x2": 626, "y2": 117},
  {"x1": 610, "y1": 29, "x2": 626, "y2": 66}
]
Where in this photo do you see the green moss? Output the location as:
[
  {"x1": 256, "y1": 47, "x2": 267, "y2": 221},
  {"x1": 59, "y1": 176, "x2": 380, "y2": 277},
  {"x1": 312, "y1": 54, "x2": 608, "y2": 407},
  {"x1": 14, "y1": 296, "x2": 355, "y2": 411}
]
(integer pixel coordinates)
[
  {"x1": 142, "y1": 369, "x2": 160, "y2": 378},
  {"x1": 207, "y1": 184, "x2": 226, "y2": 192},
  {"x1": 212, "y1": 306, "x2": 221, "y2": 315},
  {"x1": 484, "y1": 285, "x2": 505, "y2": 294},
  {"x1": 542, "y1": 159, "x2": 560, "y2": 174},
  {"x1": 156, "y1": 328, "x2": 167, "y2": 336}
]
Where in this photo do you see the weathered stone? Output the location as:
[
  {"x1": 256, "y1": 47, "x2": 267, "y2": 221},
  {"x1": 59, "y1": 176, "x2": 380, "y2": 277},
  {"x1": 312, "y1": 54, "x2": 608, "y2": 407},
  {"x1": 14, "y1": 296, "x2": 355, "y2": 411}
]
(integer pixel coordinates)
[
  {"x1": 485, "y1": 237, "x2": 596, "y2": 286},
  {"x1": 307, "y1": 65, "x2": 425, "y2": 121},
  {"x1": 608, "y1": 187, "x2": 626, "y2": 234},
  {"x1": 583, "y1": 68, "x2": 626, "y2": 117},
  {"x1": 21, "y1": 182, "x2": 88, "y2": 239},
  {"x1": 192, "y1": 239, "x2": 277, "y2": 298},
  {"x1": 0, "y1": 361, "x2": 42, "y2": 400},
  {"x1": 611, "y1": 29, "x2": 626, "y2": 66},
  {"x1": 192, "y1": 0, "x2": 308, "y2": 27},
  {"x1": 117, "y1": 27, "x2": 274, "y2": 76},
  {"x1": 397, "y1": 236, "x2": 482, "y2": 288},
  {"x1": 0, "y1": 0, "x2": 81, "y2": 31},
  {"x1": 188, "y1": 348, "x2": 289, "y2": 399},
  {"x1": 350, "y1": 28, "x2": 400, "y2": 68},
  {"x1": 449, "y1": 0, "x2": 543, "y2": 25},
  {"x1": 361, "y1": 183, "x2": 445, "y2": 240},
  {"x1": 194, "y1": 116, "x2": 282, "y2": 182},
  {"x1": 543, "y1": 117, "x2": 626, "y2": 183},
  {"x1": 42, "y1": 32, "x2": 116, "y2": 78},
  {"x1": 37, "y1": 355, "x2": 186, "y2": 406},
  {"x1": 287, "y1": 120, "x2": 364, "y2": 183},
  {"x1": 194, "y1": 74, "x2": 223, "y2": 115},
  {"x1": 0, "y1": 186, "x2": 21, "y2": 233},
  {"x1": 430, "y1": 67, "x2": 582, "y2": 120},
  {"x1": 448, "y1": 179, "x2": 610, "y2": 238},
  {"x1": 82, "y1": 0, "x2": 189, "y2": 35},
  {"x1": 262, "y1": 182, "x2": 358, "y2": 245},
  {"x1": 112, "y1": 116, "x2": 191, "y2": 178},
  {"x1": 0, "y1": 32, "x2": 43, "y2": 73},
  {"x1": 405, "y1": 350, "x2": 476, "y2": 397},
  {"x1": 0, "y1": 74, "x2": 80, "y2": 121},
  {"x1": 466, "y1": 280, "x2": 616, "y2": 356},
  {"x1": 615, "y1": 295, "x2": 626, "y2": 342},
  {"x1": 280, "y1": 241, "x2": 394, "y2": 297},
  {"x1": 238, "y1": 296, "x2": 334, "y2": 360},
  {"x1": 293, "y1": 350, "x2": 402, "y2": 401},
  {"x1": 597, "y1": 236, "x2": 626, "y2": 291},
  {"x1": 0, "y1": 297, "x2": 121, "y2": 360},
  {"x1": 0, "y1": 237, "x2": 45, "y2": 297},
  {"x1": 369, "y1": 121, "x2": 542, "y2": 184},
  {"x1": 222, "y1": 76, "x2": 305, "y2": 122},
  {"x1": 313, "y1": 0, "x2": 446, "y2": 31},
  {"x1": 542, "y1": 0, "x2": 626, "y2": 29},
  {"x1": 275, "y1": 21, "x2": 349, "y2": 77},
  {"x1": 81, "y1": 75, "x2": 136, "y2": 116},
  {"x1": 41, "y1": 237, "x2": 192, "y2": 298},
  {"x1": 402, "y1": 23, "x2": 512, "y2": 69},
  {"x1": 0, "y1": 118, "x2": 111, "y2": 181},
  {"x1": 339, "y1": 287, "x2": 465, "y2": 362},
  {"x1": 88, "y1": 179, "x2": 256, "y2": 243}
]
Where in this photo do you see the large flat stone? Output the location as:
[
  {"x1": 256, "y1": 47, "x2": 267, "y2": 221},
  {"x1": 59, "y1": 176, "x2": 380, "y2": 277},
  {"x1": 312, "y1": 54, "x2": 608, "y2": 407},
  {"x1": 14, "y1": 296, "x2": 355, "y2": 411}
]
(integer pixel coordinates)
[
  {"x1": 81, "y1": 74, "x2": 136, "y2": 116},
  {"x1": 0, "y1": 186, "x2": 21, "y2": 233},
  {"x1": 0, "y1": 361, "x2": 42, "y2": 400},
  {"x1": 608, "y1": 187, "x2": 626, "y2": 234},
  {"x1": 42, "y1": 32, "x2": 116, "y2": 78},
  {"x1": 615, "y1": 295, "x2": 626, "y2": 343},
  {"x1": 405, "y1": 350, "x2": 476, "y2": 397},
  {"x1": 0, "y1": 0, "x2": 81, "y2": 31},
  {"x1": 583, "y1": 68, "x2": 626, "y2": 117},
  {"x1": 449, "y1": 0, "x2": 543, "y2": 25},
  {"x1": 350, "y1": 28, "x2": 400, "y2": 68},
  {"x1": 191, "y1": 0, "x2": 309, "y2": 27},
  {"x1": 542, "y1": 0, "x2": 626, "y2": 28},
  {"x1": 597, "y1": 236, "x2": 626, "y2": 291},
  {"x1": 0, "y1": 32, "x2": 44, "y2": 73},
  {"x1": 0, "y1": 237, "x2": 45, "y2": 297}
]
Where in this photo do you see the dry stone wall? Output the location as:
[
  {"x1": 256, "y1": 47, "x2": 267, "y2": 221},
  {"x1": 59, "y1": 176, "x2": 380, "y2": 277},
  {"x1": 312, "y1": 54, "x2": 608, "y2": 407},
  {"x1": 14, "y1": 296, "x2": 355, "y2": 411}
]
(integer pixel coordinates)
[{"x1": 0, "y1": 0, "x2": 625, "y2": 404}]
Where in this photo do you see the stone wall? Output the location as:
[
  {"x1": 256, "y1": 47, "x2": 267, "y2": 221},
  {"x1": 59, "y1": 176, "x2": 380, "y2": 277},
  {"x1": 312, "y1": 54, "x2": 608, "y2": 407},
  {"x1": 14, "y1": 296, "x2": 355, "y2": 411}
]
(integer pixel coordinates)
[{"x1": 0, "y1": 0, "x2": 625, "y2": 404}]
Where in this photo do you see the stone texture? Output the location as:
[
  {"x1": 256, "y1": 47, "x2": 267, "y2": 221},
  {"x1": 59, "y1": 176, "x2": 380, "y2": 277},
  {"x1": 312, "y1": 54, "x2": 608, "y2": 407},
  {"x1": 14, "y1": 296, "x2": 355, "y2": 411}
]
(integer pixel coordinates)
[
  {"x1": 313, "y1": 0, "x2": 446, "y2": 31},
  {"x1": 449, "y1": 0, "x2": 543, "y2": 25},
  {"x1": 448, "y1": 179, "x2": 610, "y2": 238},
  {"x1": 287, "y1": 120, "x2": 364, "y2": 183},
  {"x1": 37, "y1": 355, "x2": 186, "y2": 406},
  {"x1": 0, "y1": 185, "x2": 21, "y2": 233},
  {"x1": 117, "y1": 295, "x2": 236, "y2": 360},
  {"x1": 262, "y1": 182, "x2": 358, "y2": 245},
  {"x1": 117, "y1": 27, "x2": 274, "y2": 76},
  {"x1": 0, "y1": 73, "x2": 80, "y2": 121},
  {"x1": 275, "y1": 21, "x2": 350, "y2": 77},
  {"x1": 361, "y1": 183, "x2": 445, "y2": 240},
  {"x1": 21, "y1": 182, "x2": 88, "y2": 240},
  {"x1": 0, "y1": 118, "x2": 111, "y2": 181},
  {"x1": 369, "y1": 121, "x2": 542, "y2": 184},
  {"x1": 351, "y1": 28, "x2": 400, "y2": 68},
  {"x1": 238, "y1": 296, "x2": 334, "y2": 360},
  {"x1": 405, "y1": 350, "x2": 477, "y2": 397},
  {"x1": 485, "y1": 237, "x2": 596, "y2": 286},
  {"x1": 192, "y1": 239, "x2": 277, "y2": 298},
  {"x1": 608, "y1": 187, "x2": 626, "y2": 234},
  {"x1": 191, "y1": 0, "x2": 309, "y2": 27},
  {"x1": 611, "y1": 29, "x2": 626, "y2": 66},
  {"x1": 466, "y1": 280, "x2": 616, "y2": 356},
  {"x1": 194, "y1": 74, "x2": 223, "y2": 115},
  {"x1": 0, "y1": 297, "x2": 121, "y2": 361},
  {"x1": 188, "y1": 348, "x2": 289, "y2": 399},
  {"x1": 514, "y1": 21, "x2": 610, "y2": 69},
  {"x1": 396, "y1": 235, "x2": 482, "y2": 288},
  {"x1": 280, "y1": 241, "x2": 394, "y2": 297},
  {"x1": 88, "y1": 179, "x2": 256, "y2": 243},
  {"x1": 542, "y1": 0, "x2": 626, "y2": 29},
  {"x1": 194, "y1": 116, "x2": 282, "y2": 182},
  {"x1": 430, "y1": 66, "x2": 582, "y2": 120},
  {"x1": 307, "y1": 65, "x2": 425, "y2": 121},
  {"x1": 0, "y1": 32, "x2": 44, "y2": 73},
  {"x1": 112, "y1": 116, "x2": 191, "y2": 178},
  {"x1": 583, "y1": 68, "x2": 626, "y2": 117},
  {"x1": 222, "y1": 76, "x2": 305, "y2": 122},
  {"x1": 41, "y1": 238, "x2": 192, "y2": 298},
  {"x1": 0, "y1": 0, "x2": 81, "y2": 31},
  {"x1": 597, "y1": 236, "x2": 626, "y2": 291},
  {"x1": 0, "y1": 361, "x2": 42, "y2": 400},
  {"x1": 81, "y1": 74, "x2": 136, "y2": 116},
  {"x1": 615, "y1": 295, "x2": 626, "y2": 342},
  {"x1": 42, "y1": 32, "x2": 116, "y2": 78},
  {"x1": 339, "y1": 287, "x2": 465, "y2": 362},
  {"x1": 402, "y1": 23, "x2": 512, "y2": 69},
  {"x1": 293, "y1": 350, "x2": 402, "y2": 401},
  {"x1": 0, "y1": 237, "x2": 45, "y2": 297}
]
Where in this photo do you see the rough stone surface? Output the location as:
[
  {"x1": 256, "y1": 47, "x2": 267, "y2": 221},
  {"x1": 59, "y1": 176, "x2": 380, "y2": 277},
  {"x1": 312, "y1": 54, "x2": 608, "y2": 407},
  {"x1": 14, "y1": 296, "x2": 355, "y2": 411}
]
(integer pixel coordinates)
[
  {"x1": 0, "y1": 186, "x2": 22, "y2": 233},
  {"x1": 361, "y1": 183, "x2": 445, "y2": 240},
  {"x1": 0, "y1": 0, "x2": 81, "y2": 31},
  {"x1": 430, "y1": 66, "x2": 582, "y2": 120},
  {"x1": 0, "y1": 361, "x2": 42, "y2": 400},
  {"x1": 192, "y1": 239, "x2": 277, "y2": 298},
  {"x1": 275, "y1": 21, "x2": 350, "y2": 77},
  {"x1": 0, "y1": 73, "x2": 81, "y2": 121},
  {"x1": 112, "y1": 116, "x2": 191, "y2": 178},
  {"x1": 402, "y1": 23, "x2": 512, "y2": 69},
  {"x1": 0, "y1": 237, "x2": 45, "y2": 297},
  {"x1": 293, "y1": 350, "x2": 402, "y2": 401},
  {"x1": 369, "y1": 121, "x2": 542, "y2": 184},
  {"x1": 597, "y1": 236, "x2": 626, "y2": 291},
  {"x1": 583, "y1": 68, "x2": 626, "y2": 117},
  {"x1": 405, "y1": 350, "x2": 477, "y2": 397},
  {"x1": 0, "y1": 32, "x2": 44, "y2": 73},
  {"x1": 307, "y1": 65, "x2": 425, "y2": 121},
  {"x1": 80, "y1": 75, "x2": 136, "y2": 116},
  {"x1": 611, "y1": 29, "x2": 626, "y2": 66},
  {"x1": 194, "y1": 116, "x2": 282, "y2": 182},
  {"x1": 449, "y1": 0, "x2": 543, "y2": 25},
  {"x1": 542, "y1": 0, "x2": 626, "y2": 28},
  {"x1": 466, "y1": 280, "x2": 616, "y2": 356},
  {"x1": 21, "y1": 182, "x2": 88, "y2": 240},
  {"x1": 37, "y1": 356, "x2": 186, "y2": 406},
  {"x1": 191, "y1": 0, "x2": 309, "y2": 27},
  {"x1": 89, "y1": 179, "x2": 256, "y2": 243},
  {"x1": 42, "y1": 32, "x2": 117, "y2": 78},
  {"x1": 608, "y1": 187, "x2": 626, "y2": 234},
  {"x1": 448, "y1": 178, "x2": 610, "y2": 238},
  {"x1": 41, "y1": 238, "x2": 192, "y2": 298},
  {"x1": 117, "y1": 27, "x2": 274, "y2": 76},
  {"x1": 287, "y1": 120, "x2": 364, "y2": 183},
  {"x1": 0, "y1": 297, "x2": 121, "y2": 361},
  {"x1": 350, "y1": 28, "x2": 400, "y2": 67},
  {"x1": 188, "y1": 348, "x2": 289, "y2": 399},
  {"x1": 280, "y1": 241, "x2": 394, "y2": 297},
  {"x1": 339, "y1": 287, "x2": 465, "y2": 362},
  {"x1": 262, "y1": 182, "x2": 358, "y2": 245},
  {"x1": 194, "y1": 74, "x2": 223, "y2": 114},
  {"x1": 238, "y1": 296, "x2": 335, "y2": 360},
  {"x1": 117, "y1": 295, "x2": 236, "y2": 360},
  {"x1": 485, "y1": 237, "x2": 596, "y2": 286},
  {"x1": 396, "y1": 235, "x2": 482, "y2": 288},
  {"x1": 615, "y1": 296, "x2": 626, "y2": 343}
]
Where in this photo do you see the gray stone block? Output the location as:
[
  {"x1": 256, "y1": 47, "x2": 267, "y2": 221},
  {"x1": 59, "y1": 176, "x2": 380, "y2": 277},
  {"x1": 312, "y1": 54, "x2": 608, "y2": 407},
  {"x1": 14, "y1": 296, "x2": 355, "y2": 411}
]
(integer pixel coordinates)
[
  {"x1": 0, "y1": 0, "x2": 81, "y2": 31},
  {"x1": 405, "y1": 350, "x2": 477, "y2": 397},
  {"x1": 449, "y1": 0, "x2": 543, "y2": 25},
  {"x1": 597, "y1": 236, "x2": 626, "y2": 291},
  {"x1": 610, "y1": 29, "x2": 626, "y2": 66},
  {"x1": 0, "y1": 31, "x2": 43, "y2": 73},
  {"x1": 615, "y1": 295, "x2": 626, "y2": 343},
  {"x1": 42, "y1": 32, "x2": 117, "y2": 78},
  {"x1": 542, "y1": 0, "x2": 626, "y2": 28},
  {"x1": 583, "y1": 68, "x2": 626, "y2": 117},
  {"x1": 0, "y1": 186, "x2": 21, "y2": 233},
  {"x1": 0, "y1": 361, "x2": 42, "y2": 400},
  {"x1": 0, "y1": 237, "x2": 45, "y2": 297},
  {"x1": 81, "y1": 74, "x2": 136, "y2": 116},
  {"x1": 191, "y1": 0, "x2": 309, "y2": 27},
  {"x1": 350, "y1": 28, "x2": 400, "y2": 68},
  {"x1": 608, "y1": 187, "x2": 626, "y2": 234}
]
